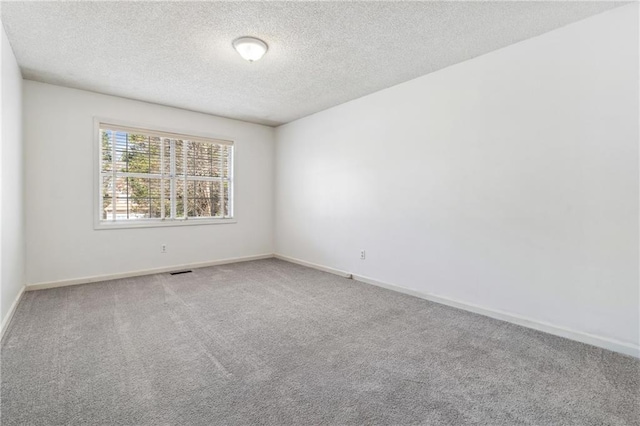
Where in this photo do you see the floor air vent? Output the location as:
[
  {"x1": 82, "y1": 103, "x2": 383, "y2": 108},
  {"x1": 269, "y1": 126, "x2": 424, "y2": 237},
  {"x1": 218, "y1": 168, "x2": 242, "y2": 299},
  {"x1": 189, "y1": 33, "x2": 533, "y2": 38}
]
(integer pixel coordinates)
[{"x1": 170, "y1": 270, "x2": 193, "y2": 276}]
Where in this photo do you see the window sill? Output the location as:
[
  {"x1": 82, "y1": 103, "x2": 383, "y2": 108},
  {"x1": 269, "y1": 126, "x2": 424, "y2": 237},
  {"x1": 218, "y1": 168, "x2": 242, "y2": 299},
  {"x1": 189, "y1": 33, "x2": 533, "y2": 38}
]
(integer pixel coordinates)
[{"x1": 94, "y1": 218, "x2": 237, "y2": 230}]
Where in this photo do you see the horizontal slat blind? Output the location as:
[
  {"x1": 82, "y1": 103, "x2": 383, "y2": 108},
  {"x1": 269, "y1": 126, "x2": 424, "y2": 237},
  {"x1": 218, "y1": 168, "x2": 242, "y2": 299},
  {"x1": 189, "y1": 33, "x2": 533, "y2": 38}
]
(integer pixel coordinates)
[
  {"x1": 99, "y1": 122, "x2": 233, "y2": 146},
  {"x1": 99, "y1": 123, "x2": 233, "y2": 223}
]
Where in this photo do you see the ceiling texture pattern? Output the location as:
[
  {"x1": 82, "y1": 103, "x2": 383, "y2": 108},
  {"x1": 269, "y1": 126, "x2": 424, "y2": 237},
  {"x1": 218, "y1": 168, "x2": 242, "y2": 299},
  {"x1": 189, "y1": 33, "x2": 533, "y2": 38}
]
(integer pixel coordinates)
[{"x1": 1, "y1": 1, "x2": 625, "y2": 126}]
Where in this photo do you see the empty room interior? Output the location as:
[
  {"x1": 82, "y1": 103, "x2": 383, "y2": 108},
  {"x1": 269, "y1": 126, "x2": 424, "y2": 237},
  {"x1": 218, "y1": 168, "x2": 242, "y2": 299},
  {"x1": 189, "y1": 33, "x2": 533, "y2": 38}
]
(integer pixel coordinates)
[{"x1": 0, "y1": 1, "x2": 639, "y2": 424}]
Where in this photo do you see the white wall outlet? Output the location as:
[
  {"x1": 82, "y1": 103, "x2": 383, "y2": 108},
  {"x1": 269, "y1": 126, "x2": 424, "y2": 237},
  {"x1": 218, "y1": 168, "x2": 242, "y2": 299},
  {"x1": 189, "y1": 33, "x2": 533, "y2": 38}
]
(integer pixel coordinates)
[
  {"x1": 161, "y1": 244, "x2": 167, "y2": 253},
  {"x1": 360, "y1": 249, "x2": 366, "y2": 260}
]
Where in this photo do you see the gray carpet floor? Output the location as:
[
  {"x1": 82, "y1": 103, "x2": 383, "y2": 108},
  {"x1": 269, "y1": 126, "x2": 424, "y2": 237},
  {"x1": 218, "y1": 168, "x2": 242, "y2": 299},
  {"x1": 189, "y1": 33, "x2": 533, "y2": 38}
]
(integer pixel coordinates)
[{"x1": 1, "y1": 258, "x2": 638, "y2": 425}]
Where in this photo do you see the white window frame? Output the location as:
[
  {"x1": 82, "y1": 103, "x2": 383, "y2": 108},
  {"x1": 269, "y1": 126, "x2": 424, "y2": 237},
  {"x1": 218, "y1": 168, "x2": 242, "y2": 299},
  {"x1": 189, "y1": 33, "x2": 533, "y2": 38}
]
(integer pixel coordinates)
[{"x1": 93, "y1": 117, "x2": 237, "y2": 230}]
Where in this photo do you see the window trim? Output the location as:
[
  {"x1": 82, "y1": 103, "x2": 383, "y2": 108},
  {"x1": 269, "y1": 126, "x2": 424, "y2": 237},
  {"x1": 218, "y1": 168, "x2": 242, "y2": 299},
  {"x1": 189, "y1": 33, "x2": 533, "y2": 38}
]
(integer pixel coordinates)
[{"x1": 93, "y1": 117, "x2": 237, "y2": 230}]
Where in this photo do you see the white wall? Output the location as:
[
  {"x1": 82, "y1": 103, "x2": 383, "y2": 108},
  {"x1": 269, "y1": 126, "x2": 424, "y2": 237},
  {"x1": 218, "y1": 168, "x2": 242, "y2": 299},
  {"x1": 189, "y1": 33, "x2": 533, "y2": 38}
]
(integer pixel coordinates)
[
  {"x1": 275, "y1": 5, "x2": 639, "y2": 352},
  {"x1": 24, "y1": 81, "x2": 275, "y2": 285},
  {"x1": 1, "y1": 24, "x2": 25, "y2": 326}
]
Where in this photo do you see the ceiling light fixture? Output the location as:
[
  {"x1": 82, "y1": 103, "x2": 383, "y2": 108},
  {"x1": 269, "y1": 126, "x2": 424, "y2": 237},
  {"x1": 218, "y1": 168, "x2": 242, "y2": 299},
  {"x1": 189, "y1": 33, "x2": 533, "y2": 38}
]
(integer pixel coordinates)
[{"x1": 233, "y1": 37, "x2": 268, "y2": 62}]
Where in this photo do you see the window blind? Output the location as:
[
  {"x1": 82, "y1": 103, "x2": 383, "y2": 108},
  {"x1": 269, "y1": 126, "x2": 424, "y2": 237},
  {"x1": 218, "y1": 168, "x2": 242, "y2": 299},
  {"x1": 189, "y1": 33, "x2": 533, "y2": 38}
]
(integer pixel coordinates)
[{"x1": 99, "y1": 123, "x2": 233, "y2": 223}]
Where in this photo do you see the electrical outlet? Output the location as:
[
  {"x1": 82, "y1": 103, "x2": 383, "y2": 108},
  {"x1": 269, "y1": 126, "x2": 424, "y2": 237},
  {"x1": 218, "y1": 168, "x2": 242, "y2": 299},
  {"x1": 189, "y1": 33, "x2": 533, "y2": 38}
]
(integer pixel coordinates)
[
  {"x1": 360, "y1": 249, "x2": 366, "y2": 260},
  {"x1": 161, "y1": 244, "x2": 167, "y2": 254}
]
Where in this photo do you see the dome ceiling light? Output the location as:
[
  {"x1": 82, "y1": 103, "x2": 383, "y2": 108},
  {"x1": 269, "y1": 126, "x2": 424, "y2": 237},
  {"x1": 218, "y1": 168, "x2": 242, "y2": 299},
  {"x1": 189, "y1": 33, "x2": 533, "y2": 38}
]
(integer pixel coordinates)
[{"x1": 233, "y1": 37, "x2": 268, "y2": 62}]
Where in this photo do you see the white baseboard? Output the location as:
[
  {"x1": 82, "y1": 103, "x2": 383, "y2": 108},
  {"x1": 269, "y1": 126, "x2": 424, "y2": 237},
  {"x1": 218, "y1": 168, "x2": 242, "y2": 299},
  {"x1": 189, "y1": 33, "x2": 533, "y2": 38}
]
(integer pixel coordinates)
[
  {"x1": 23, "y1": 251, "x2": 640, "y2": 358},
  {"x1": 1, "y1": 285, "x2": 26, "y2": 341},
  {"x1": 274, "y1": 254, "x2": 352, "y2": 278},
  {"x1": 26, "y1": 253, "x2": 275, "y2": 291},
  {"x1": 275, "y1": 254, "x2": 639, "y2": 359},
  {"x1": 352, "y1": 274, "x2": 639, "y2": 359}
]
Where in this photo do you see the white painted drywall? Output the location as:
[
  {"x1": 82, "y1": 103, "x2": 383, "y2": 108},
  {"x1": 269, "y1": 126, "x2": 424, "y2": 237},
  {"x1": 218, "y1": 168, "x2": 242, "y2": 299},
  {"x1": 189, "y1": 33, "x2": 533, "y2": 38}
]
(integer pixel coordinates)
[
  {"x1": 1, "y1": 24, "x2": 25, "y2": 324},
  {"x1": 275, "y1": 5, "x2": 639, "y2": 348},
  {"x1": 24, "y1": 81, "x2": 275, "y2": 285}
]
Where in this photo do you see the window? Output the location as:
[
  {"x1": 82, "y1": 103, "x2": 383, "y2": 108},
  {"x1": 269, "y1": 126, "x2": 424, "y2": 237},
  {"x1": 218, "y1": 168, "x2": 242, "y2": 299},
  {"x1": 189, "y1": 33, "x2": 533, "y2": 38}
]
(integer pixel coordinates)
[{"x1": 96, "y1": 121, "x2": 234, "y2": 228}]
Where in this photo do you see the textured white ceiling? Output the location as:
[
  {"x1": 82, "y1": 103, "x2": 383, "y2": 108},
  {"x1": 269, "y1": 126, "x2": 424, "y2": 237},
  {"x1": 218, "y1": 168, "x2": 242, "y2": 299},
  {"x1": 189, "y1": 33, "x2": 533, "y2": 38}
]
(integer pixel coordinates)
[{"x1": 1, "y1": 1, "x2": 625, "y2": 126}]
